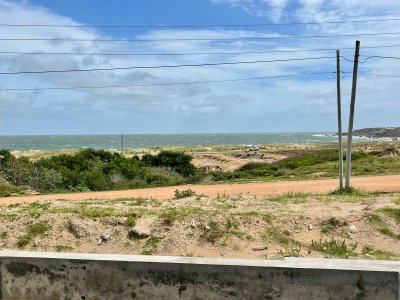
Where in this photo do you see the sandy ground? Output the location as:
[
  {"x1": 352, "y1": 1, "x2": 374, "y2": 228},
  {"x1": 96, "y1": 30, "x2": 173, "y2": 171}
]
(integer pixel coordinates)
[
  {"x1": 190, "y1": 151, "x2": 288, "y2": 171},
  {"x1": 1, "y1": 192, "x2": 400, "y2": 260},
  {"x1": 0, "y1": 175, "x2": 399, "y2": 206}
]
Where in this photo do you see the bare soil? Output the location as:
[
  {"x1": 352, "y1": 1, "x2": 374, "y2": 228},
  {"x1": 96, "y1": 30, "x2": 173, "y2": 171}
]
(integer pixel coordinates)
[
  {"x1": 1, "y1": 192, "x2": 400, "y2": 261},
  {"x1": 190, "y1": 150, "x2": 288, "y2": 171},
  {"x1": 1, "y1": 175, "x2": 399, "y2": 206}
]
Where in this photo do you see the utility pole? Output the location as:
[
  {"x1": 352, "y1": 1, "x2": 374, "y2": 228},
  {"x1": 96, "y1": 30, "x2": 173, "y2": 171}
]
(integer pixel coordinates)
[
  {"x1": 336, "y1": 49, "x2": 343, "y2": 189},
  {"x1": 345, "y1": 40, "x2": 360, "y2": 188},
  {"x1": 121, "y1": 134, "x2": 124, "y2": 155}
]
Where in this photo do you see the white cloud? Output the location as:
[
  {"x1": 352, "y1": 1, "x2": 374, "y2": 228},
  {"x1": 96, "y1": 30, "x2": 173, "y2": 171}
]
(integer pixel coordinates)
[
  {"x1": 0, "y1": 0, "x2": 399, "y2": 134},
  {"x1": 210, "y1": 0, "x2": 289, "y2": 21}
]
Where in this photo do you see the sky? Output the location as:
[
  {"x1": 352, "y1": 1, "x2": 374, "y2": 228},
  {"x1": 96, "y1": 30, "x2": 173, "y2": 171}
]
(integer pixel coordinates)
[{"x1": 0, "y1": 0, "x2": 399, "y2": 134}]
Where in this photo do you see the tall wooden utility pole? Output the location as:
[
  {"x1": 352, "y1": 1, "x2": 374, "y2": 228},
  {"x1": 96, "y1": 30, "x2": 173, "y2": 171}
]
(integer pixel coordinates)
[
  {"x1": 336, "y1": 49, "x2": 343, "y2": 189},
  {"x1": 345, "y1": 40, "x2": 360, "y2": 188}
]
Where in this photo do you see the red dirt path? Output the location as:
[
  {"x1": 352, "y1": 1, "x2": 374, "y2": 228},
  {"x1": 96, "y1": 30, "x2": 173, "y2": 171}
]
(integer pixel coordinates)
[{"x1": 1, "y1": 175, "x2": 399, "y2": 206}]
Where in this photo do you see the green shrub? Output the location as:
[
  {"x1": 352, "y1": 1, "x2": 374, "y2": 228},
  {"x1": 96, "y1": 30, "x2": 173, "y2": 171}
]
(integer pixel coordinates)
[
  {"x1": 142, "y1": 151, "x2": 196, "y2": 177},
  {"x1": 174, "y1": 189, "x2": 196, "y2": 199}
]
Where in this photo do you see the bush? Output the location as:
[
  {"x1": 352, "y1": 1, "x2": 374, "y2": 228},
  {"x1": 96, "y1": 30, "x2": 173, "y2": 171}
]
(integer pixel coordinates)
[
  {"x1": 28, "y1": 167, "x2": 63, "y2": 192},
  {"x1": 174, "y1": 189, "x2": 196, "y2": 199},
  {"x1": 142, "y1": 151, "x2": 196, "y2": 177},
  {"x1": 0, "y1": 148, "x2": 201, "y2": 193}
]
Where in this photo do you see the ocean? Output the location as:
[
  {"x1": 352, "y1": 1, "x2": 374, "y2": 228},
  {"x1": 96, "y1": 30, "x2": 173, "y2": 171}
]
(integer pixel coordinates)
[{"x1": 0, "y1": 133, "x2": 378, "y2": 151}]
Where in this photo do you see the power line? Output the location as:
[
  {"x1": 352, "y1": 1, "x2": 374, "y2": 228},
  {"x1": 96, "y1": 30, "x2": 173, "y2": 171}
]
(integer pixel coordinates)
[
  {"x1": 1, "y1": 31, "x2": 400, "y2": 43},
  {"x1": 344, "y1": 71, "x2": 400, "y2": 78},
  {"x1": 342, "y1": 55, "x2": 400, "y2": 63},
  {"x1": 0, "y1": 71, "x2": 335, "y2": 92},
  {"x1": 1, "y1": 17, "x2": 400, "y2": 28},
  {"x1": 2, "y1": 44, "x2": 400, "y2": 57},
  {"x1": 0, "y1": 56, "x2": 336, "y2": 75}
]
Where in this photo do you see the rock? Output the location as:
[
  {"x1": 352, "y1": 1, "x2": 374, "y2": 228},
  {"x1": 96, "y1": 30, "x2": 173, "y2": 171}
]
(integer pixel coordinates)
[
  {"x1": 101, "y1": 229, "x2": 111, "y2": 243},
  {"x1": 308, "y1": 224, "x2": 313, "y2": 230},
  {"x1": 68, "y1": 219, "x2": 90, "y2": 239},
  {"x1": 190, "y1": 220, "x2": 196, "y2": 229},
  {"x1": 283, "y1": 229, "x2": 292, "y2": 236},
  {"x1": 252, "y1": 246, "x2": 268, "y2": 251},
  {"x1": 205, "y1": 225, "x2": 211, "y2": 230},
  {"x1": 348, "y1": 225, "x2": 358, "y2": 234},
  {"x1": 128, "y1": 225, "x2": 151, "y2": 239}
]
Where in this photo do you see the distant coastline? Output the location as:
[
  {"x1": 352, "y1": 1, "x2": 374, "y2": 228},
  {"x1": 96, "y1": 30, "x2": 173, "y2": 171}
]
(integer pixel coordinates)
[
  {"x1": 0, "y1": 132, "x2": 397, "y2": 151},
  {"x1": 340, "y1": 127, "x2": 400, "y2": 139}
]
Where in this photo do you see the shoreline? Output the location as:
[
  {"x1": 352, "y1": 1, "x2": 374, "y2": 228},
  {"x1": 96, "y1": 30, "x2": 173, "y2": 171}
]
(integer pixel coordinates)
[{"x1": 1, "y1": 132, "x2": 398, "y2": 152}]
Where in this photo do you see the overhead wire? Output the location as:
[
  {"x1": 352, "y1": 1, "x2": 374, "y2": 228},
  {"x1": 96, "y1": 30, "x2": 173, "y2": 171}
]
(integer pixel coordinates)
[
  {"x1": 0, "y1": 71, "x2": 335, "y2": 92},
  {"x1": 0, "y1": 56, "x2": 336, "y2": 75},
  {"x1": 1, "y1": 17, "x2": 400, "y2": 28},
  {"x1": 343, "y1": 71, "x2": 400, "y2": 78},
  {"x1": 1, "y1": 31, "x2": 400, "y2": 43},
  {"x1": 2, "y1": 44, "x2": 400, "y2": 57},
  {"x1": 341, "y1": 55, "x2": 400, "y2": 63}
]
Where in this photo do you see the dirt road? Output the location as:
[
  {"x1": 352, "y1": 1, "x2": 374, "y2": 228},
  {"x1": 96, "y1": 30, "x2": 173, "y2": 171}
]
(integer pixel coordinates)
[{"x1": 1, "y1": 175, "x2": 399, "y2": 206}]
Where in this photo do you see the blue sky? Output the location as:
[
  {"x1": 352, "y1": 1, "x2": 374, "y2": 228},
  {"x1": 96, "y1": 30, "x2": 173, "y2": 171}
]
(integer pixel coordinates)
[{"x1": 0, "y1": 0, "x2": 399, "y2": 134}]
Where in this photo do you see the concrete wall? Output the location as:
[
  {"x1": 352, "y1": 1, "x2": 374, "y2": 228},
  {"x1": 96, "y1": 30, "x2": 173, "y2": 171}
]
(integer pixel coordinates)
[{"x1": 0, "y1": 251, "x2": 399, "y2": 300}]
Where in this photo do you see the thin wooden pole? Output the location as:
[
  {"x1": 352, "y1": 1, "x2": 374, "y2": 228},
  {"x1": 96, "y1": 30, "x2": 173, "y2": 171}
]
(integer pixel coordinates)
[
  {"x1": 336, "y1": 49, "x2": 343, "y2": 189},
  {"x1": 345, "y1": 40, "x2": 360, "y2": 188},
  {"x1": 121, "y1": 134, "x2": 124, "y2": 155}
]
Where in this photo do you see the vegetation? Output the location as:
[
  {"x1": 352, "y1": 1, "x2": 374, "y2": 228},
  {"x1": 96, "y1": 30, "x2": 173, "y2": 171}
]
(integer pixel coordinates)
[
  {"x1": 209, "y1": 149, "x2": 400, "y2": 182},
  {"x1": 378, "y1": 227, "x2": 399, "y2": 239},
  {"x1": 55, "y1": 245, "x2": 74, "y2": 252},
  {"x1": 141, "y1": 236, "x2": 163, "y2": 255},
  {"x1": 200, "y1": 218, "x2": 243, "y2": 244},
  {"x1": 380, "y1": 207, "x2": 400, "y2": 223},
  {"x1": 0, "y1": 149, "x2": 197, "y2": 193},
  {"x1": 320, "y1": 217, "x2": 346, "y2": 234},
  {"x1": 174, "y1": 188, "x2": 197, "y2": 199},
  {"x1": 362, "y1": 246, "x2": 395, "y2": 260},
  {"x1": 311, "y1": 238, "x2": 357, "y2": 258},
  {"x1": 17, "y1": 221, "x2": 50, "y2": 248},
  {"x1": 263, "y1": 226, "x2": 299, "y2": 246},
  {"x1": 1, "y1": 147, "x2": 399, "y2": 195}
]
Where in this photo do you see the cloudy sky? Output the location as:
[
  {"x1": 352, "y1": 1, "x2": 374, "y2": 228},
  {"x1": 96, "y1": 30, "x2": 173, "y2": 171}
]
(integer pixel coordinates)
[{"x1": 0, "y1": 0, "x2": 399, "y2": 134}]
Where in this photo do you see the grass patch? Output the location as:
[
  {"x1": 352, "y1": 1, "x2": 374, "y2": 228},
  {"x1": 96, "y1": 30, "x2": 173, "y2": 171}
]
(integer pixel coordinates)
[
  {"x1": 263, "y1": 226, "x2": 299, "y2": 246},
  {"x1": 79, "y1": 207, "x2": 116, "y2": 218},
  {"x1": 159, "y1": 207, "x2": 209, "y2": 226},
  {"x1": 200, "y1": 217, "x2": 243, "y2": 244},
  {"x1": 0, "y1": 212, "x2": 19, "y2": 221},
  {"x1": 126, "y1": 211, "x2": 140, "y2": 227},
  {"x1": 141, "y1": 236, "x2": 163, "y2": 255},
  {"x1": 329, "y1": 187, "x2": 365, "y2": 196},
  {"x1": 17, "y1": 221, "x2": 50, "y2": 248},
  {"x1": 380, "y1": 207, "x2": 400, "y2": 223},
  {"x1": 52, "y1": 204, "x2": 117, "y2": 218},
  {"x1": 368, "y1": 213, "x2": 385, "y2": 225},
  {"x1": 320, "y1": 217, "x2": 346, "y2": 234},
  {"x1": 311, "y1": 238, "x2": 357, "y2": 258},
  {"x1": 54, "y1": 245, "x2": 74, "y2": 252},
  {"x1": 266, "y1": 192, "x2": 309, "y2": 204},
  {"x1": 25, "y1": 202, "x2": 51, "y2": 217},
  {"x1": 362, "y1": 245, "x2": 395, "y2": 260},
  {"x1": 0, "y1": 230, "x2": 7, "y2": 239},
  {"x1": 378, "y1": 227, "x2": 399, "y2": 239},
  {"x1": 231, "y1": 211, "x2": 273, "y2": 222}
]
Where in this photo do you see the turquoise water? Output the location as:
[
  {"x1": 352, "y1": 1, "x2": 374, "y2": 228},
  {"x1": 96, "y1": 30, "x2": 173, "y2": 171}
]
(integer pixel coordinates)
[{"x1": 0, "y1": 132, "x2": 374, "y2": 151}]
